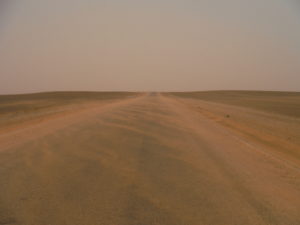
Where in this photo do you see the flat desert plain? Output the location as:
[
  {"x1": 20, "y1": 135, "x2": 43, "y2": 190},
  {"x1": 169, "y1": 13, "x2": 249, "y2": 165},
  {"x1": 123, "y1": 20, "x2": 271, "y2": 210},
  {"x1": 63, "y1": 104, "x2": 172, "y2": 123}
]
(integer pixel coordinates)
[{"x1": 0, "y1": 91, "x2": 299, "y2": 225}]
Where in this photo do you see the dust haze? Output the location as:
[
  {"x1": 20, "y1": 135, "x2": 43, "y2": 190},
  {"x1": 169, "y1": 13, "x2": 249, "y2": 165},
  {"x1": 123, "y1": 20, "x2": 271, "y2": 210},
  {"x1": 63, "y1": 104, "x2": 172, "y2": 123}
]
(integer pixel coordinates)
[
  {"x1": 0, "y1": 1, "x2": 300, "y2": 225},
  {"x1": 0, "y1": 0, "x2": 300, "y2": 93}
]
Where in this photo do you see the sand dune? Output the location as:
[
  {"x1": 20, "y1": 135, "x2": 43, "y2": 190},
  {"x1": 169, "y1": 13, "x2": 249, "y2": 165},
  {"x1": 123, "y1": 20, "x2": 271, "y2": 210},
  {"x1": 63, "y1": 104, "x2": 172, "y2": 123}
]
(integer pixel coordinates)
[{"x1": 0, "y1": 91, "x2": 299, "y2": 225}]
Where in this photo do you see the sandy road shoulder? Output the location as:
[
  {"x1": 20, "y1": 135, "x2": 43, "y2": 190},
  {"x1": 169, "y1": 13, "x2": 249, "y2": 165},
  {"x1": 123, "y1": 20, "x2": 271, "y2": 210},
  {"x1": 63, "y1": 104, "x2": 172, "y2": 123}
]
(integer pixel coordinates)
[{"x1": 159, "y1": 94, "x2": 300, "y2": 173}]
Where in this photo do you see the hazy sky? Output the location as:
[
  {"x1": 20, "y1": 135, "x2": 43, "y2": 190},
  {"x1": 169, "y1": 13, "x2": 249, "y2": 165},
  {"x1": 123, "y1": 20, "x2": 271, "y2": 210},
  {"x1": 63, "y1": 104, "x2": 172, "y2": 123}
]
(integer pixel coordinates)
[{"x1": 0, "y1": 0, "x2": 300, "y2": 93}]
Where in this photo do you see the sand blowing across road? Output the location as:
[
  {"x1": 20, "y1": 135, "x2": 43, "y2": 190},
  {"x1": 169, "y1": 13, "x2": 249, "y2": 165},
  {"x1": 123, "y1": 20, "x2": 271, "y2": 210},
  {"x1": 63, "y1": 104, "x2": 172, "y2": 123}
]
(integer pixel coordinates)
[{"x1": 0, "y1": 91, "x2": 299, "y2": 225}]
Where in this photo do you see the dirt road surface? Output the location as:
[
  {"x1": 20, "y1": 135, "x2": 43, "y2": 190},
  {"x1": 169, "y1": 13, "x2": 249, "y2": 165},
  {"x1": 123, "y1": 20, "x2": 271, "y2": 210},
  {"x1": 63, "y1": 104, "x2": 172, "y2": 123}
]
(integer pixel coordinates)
[{"x1": 0, "y1": 93, "x2": 299, "y2": 225}]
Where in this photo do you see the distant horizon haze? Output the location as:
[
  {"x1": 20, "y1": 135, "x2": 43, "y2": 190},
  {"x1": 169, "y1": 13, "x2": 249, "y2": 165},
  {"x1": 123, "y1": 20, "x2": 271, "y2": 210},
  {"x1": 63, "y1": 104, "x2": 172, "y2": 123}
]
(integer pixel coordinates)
[{"x1": 1, "y1": 0, "x2": 300, "y2": 94}]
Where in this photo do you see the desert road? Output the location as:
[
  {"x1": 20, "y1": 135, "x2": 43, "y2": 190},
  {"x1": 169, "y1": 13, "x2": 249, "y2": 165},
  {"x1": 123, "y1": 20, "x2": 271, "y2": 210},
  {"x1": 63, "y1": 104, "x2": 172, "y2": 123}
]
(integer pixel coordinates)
[{"x1": 0, "y1": 92, "x2": 299, "y2": 225}]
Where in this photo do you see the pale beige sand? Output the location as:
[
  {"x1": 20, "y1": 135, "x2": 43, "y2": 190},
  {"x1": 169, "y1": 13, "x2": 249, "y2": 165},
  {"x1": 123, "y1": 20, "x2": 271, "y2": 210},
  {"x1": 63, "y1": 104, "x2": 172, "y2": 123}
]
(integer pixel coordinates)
[{"x1": 0, "y1": 92, "x2": 299, "y2": 225}]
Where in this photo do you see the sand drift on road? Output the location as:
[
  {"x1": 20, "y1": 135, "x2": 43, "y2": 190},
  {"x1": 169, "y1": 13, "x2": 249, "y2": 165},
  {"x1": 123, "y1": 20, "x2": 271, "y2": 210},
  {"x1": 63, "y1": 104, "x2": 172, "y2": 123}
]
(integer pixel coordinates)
[{"x1": 0, "y1": 91, "x2": 299, "y2": 225}]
